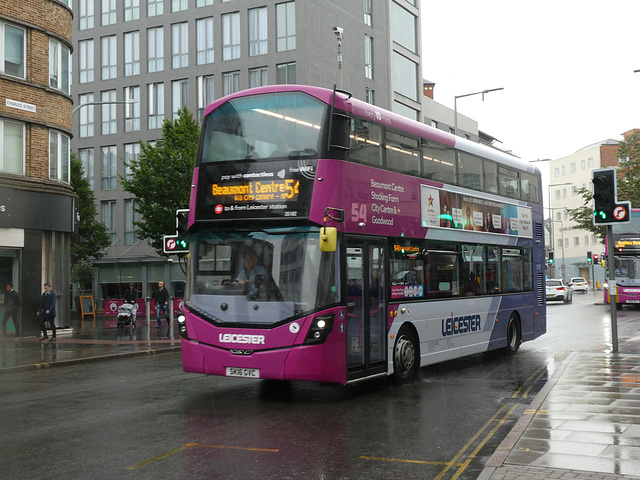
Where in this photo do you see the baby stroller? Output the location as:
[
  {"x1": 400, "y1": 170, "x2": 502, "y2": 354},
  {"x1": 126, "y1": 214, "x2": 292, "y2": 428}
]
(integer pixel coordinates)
[{"x1": 117, "y1": 303, "x2": 137, "y2": 330}]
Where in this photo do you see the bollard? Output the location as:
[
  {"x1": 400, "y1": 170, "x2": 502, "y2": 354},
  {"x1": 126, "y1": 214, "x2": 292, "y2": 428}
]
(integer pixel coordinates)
[
  {"x1": 169, "y1": 297, "x2": 174, "y2": 328},
  {"x1": 145, "y1": 297, "x2": 150, "y2": 327}
]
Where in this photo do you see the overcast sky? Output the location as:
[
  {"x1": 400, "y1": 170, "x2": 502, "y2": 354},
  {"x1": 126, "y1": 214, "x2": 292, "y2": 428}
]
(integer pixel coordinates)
[{"x1": 421, "y1": 0, "x2": 640, "y2": 170}]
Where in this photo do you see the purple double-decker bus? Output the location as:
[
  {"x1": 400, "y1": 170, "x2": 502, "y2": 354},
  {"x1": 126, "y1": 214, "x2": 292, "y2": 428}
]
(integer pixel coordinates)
[{"x1": 177, "y1": 85, "x2": 546, "y2": 385}]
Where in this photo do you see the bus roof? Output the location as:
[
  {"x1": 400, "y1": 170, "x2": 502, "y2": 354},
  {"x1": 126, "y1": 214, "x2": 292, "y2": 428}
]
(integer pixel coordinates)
[{"x1": 203, "y1": 84, "x2": 541, "y2": 177}]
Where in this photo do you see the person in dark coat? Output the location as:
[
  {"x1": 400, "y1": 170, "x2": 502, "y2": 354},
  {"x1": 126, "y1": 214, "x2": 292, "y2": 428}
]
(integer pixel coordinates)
[
  {"x1": 123, "y1": 283, "x2": 138, "y2": 305},
  {"x1": 3, "y1": 283, "x2": 20, "y2": 337},
  {"x1": 37, "y1": 282, "x2": 57, "y2": 342},
  {"x1": 155, "y1": 281, "x2": 170, "y2": 328}
]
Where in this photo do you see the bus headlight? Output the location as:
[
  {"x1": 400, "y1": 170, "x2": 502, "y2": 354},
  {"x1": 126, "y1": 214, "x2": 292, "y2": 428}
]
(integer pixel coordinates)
[
  {"x1": 304, "y1": 314, "x2": 335, "y2": 345},
  {"x1": 177, "y1": 314, "x2": 188, "y2": 338}
]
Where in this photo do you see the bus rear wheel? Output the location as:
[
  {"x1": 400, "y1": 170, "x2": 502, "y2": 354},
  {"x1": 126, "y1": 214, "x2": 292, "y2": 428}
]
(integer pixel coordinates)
[
  {"x1": 504, "y1": 314, "x2": 521, "y2": 356},
  {"x1": 392, "y1": 327, "x2": 418, "y2": 384}
]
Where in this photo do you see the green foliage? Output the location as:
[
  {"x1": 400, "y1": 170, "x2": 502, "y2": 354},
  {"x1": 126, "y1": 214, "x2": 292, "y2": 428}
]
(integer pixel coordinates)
[
  {"x1": 566, "y1": 187, "x2": 606, "y2": 243},
  {"x1": 120, "y1": 107, "x2": 199, "y2": 255},
  {"x1": 616, "y1": 131, "x2": 640, "y2": 207},
  {"x1": 70, "y1": 154, "x2": 110, "y2": 276}
]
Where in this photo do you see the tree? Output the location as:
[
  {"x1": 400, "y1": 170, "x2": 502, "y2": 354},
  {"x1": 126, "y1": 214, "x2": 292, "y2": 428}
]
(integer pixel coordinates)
[
  {"x1": 567, "y1": 133, "x2": 640, "y2": 240},
  {"x1": 70, "y1": 154, "x2": 110, "y2": 287},
  {"x1": 120, "y1": 106, "x2": 199, "y2": 255}
]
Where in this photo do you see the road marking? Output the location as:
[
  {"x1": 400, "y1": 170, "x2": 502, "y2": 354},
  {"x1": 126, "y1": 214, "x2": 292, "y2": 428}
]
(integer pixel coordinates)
[
  {"x1": 126, "y1": 443, "x2": 279, "y2": 470},
  {"x1": 360, "y1": 456, "x2": 464, "y2": 467},
  {"x1": 436, "y1": 403, "x2": 518, "y2": 480}
]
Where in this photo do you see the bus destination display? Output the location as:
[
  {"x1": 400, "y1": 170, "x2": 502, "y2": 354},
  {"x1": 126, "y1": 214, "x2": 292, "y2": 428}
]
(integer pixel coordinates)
[{"x1": 196, "y1": 160, "x2": 315, "y2": 220}]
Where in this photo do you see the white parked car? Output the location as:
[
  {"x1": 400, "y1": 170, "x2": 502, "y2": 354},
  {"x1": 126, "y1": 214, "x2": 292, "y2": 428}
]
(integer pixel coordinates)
[
  {"x1": 569, "y1": 277, "x2": 588, "y2": 292},
  {"x1": 546, "y1": 279, "x2": 573, "y2": 303}
]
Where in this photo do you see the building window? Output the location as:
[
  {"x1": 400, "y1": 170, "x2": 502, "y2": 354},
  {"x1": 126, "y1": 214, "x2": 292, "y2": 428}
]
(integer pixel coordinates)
[
  {"x1": 391, "y1": 2, "x2": 416, "y2": 53},
  {"x1": 148, "y1": 82, "x2": 165, "y2": 129},
  {"x1": 585, "y1": 235, "x2": 589, "y2": 245},
  {"x1": 364, "y1": 35, "x2": 373, "y2": 79},
  {"x1": 101, "y1": 146, "x2": 117, "y2": 190},
  {"x1": 562, "y1": 187, "x2": 567, "y2": 198},
  {"x1": 3, "y1": 23, "x2": 25, "y2": 78},
  {"x1": 172, "y1": 22, "x2": 189, "y2": 69},
  {"x1": 124, "y1": 0, "x2": 140, "y2": 21},
  {"x1": 572, "y1": 186, "x2": 577, "y2": 196},
  {"x1": 124, "y1": 143, "x2": 140, "y2": 181},
  {"x1": 102, "y1": 0, "x2": 116, "y2": 26},
  {"x1": 101, "y1": 35, "x2": 117, "y2": 80},
  {"x1": 78, "y1": 39, "x2": 94, "y2": 83},
  {"x1": 365, "y1": 88, "x2": 375, "y2": 104},
  {"x1": 101, "y1": 201, "x2": 117, "y2": 244},
  {"x1": 570, "y1": 162, "x2": 576, "y2": 173},
  {"x1": 554, "y1": 167, "x2": 560, "y2": 178},
  {"x1": 592, "y1": 234, "x2": 597, "y2": 244},
  {"x1": 573, "y1": 236, "x2": 579, "y2": 246},
  {"x1": 172, "y1": 0, "x2": 188, "y2": 12},
  {"x1": 197, "y1": 0, "x2": 213, "y2": 6},
  {"x1": 148, "y1": 27, "x2": 164, "y2": 73},
  {"x1": 50, "y1": 39, "x2": 70, "y2": 94},
  {"x1": 249, "y1": 7, "x2": 268, "y2": 56},
  {"x1": 1, "y1": 119, "x2": 24, "y2": 175},
  {"x1": 276, "y1": 2, "x2": 296, "y2": 52},
  {"x1": 79, "y1": 148, "x2": 94, "y2": 190},
  {"x1": 561, "y1": 165, "x2": 566, "y2": 176},
  {"x1": 249, "y1": 67, "x2": 268, "y2": 87},
  {"x1": 148, "y1": 0, "x2": 163, "y2": 17},
  {"x1": 556, "y1": 212, "x2": 561, "y2": 221},
  {"x1": 79, "y1": 0, "x2": 95, "y2": 30},
  {"x1": 555, "y1": 189, "x2": 560, "y2": 200},
  {"x1": 172, "y1": 79, "x2": 189, "y2": 120},
  {"x1": 124, "y1": 31, "x2": 140, "y2": 76},
  {"x1": 364, "y1": 0, "x2": 372, "y2": 26},
  {"x1": 196, "y1": 17, "x2": 215, "y2": 65},
  {"x1": 564, "y1": 238, "x2": 569, "y2": 248},
  {"x1": 79, "y1": 93, "x2": 95, "y2": 138},
  {"x1": 124, "y1": 199, "x2": 141, "y2": 245},
  {"x1": 124, "y1": 86, "x2": 140, "y2": 132},
  {"x1": 197, "y1": 75, "x2": 215, "y2": 121},
  {"x1": 588, "y1": 157, "x2": 594, "y2": 168},
  {"x1": 101, "y1": 90, "x2": 117, "y2": 135},
  {"x1": 393, "y1": 52, "x2": 418, "y2": 101},
  {"x1": 222, "y1": 71, "x2": 240, "y2": 96},
  {"x1": 276, "y1": 62, "x2": 296, "y2": 84},
  {"x1": 222, "y1": 12, "x2": 241, "y2": 60},
  {"x1": 49, "y1": 131, "x2": 70, "y2": 183},
  {"x1": 581, "y1": 159, "x2": 586, "y2": 170}
]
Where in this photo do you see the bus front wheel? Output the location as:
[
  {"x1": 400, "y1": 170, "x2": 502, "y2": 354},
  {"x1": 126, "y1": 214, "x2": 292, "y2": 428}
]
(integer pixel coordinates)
[
  {"x1": 392, "y1": 327, "x2": 419, "y2": 384},
  {"x1": 504, "y1": 314, "x2": 521, "y2": 356}
]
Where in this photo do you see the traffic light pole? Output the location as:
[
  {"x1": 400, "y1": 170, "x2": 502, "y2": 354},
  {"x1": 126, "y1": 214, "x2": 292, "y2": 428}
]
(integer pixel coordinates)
[{"x1": 607, "y1": 225, "x2": 618, "y2": 353}]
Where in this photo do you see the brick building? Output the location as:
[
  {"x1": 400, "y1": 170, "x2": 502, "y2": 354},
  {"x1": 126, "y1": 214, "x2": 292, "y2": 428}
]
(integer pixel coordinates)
[{"x1": 0, "y1": 0, "x2": 75, "y2": 335}]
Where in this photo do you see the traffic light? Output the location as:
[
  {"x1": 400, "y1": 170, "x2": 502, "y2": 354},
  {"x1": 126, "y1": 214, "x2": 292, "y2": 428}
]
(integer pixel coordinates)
[
  {"x1": 592, "y1": 168, "x2": 631, "y2": 225},
  {"x1": 163, "y1": 234, "x2": 189, "y2": 254},
  {"x1": 592, "y1": 253, "x2": 599, "y2": 264},
  {"x1": 548, "y1": 251, "x2": 554, "y2": 264},
  {"x1": 176, "y1": 209, "x2": 189, "y2": 235},
  {"x1": 587, "y1": 251, "x2": 592, "y2": 264}
]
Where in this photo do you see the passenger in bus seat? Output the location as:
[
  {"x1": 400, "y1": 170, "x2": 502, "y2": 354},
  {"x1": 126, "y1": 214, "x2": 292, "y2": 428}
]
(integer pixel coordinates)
[{"x1": 465, "y1": 272, "x2": 481, "y2": 296}]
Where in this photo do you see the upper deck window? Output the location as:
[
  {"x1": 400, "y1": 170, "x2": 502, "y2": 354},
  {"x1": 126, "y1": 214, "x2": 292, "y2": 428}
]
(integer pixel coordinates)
[{"x1": 200, "y1": 92, "x2": 327, "y2": 163}]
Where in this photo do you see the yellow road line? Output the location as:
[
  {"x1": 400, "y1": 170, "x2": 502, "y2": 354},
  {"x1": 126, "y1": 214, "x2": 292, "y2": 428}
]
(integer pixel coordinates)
[
  {"x1": 126, "y1": 443, "x2": 279, "y2": 471},
  {"x1": 360, "y1": 456, "x2": 464, "y2": 467}
]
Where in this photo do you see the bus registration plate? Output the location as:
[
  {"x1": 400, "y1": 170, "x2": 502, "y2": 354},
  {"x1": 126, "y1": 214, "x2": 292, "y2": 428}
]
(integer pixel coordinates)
[
  {"x1": 226, "y1": 367, "x2": 260, "y2": 378},
  {"x1": 627, "y1": 300, "x2": 640, "y2": 304}
]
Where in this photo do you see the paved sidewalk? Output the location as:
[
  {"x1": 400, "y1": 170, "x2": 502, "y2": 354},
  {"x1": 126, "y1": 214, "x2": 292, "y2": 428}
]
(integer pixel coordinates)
[
  {"x1": 479, "y1": 311, "x2": 640, "y2": 480},
  {"x1": 0, "y1": 322, "x2": 181, "y2": 372}
]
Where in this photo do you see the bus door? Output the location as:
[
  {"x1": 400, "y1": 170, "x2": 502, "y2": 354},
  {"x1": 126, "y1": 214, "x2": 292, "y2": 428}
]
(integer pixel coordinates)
[{"x1": 346, "y1": 239, "x2": 387, "y2": 381}]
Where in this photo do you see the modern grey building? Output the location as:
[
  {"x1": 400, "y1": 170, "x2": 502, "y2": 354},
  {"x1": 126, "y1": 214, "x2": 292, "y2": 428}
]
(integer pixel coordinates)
[{"x1": 71, "y1": 0, "x2": 423, "y2": 303}]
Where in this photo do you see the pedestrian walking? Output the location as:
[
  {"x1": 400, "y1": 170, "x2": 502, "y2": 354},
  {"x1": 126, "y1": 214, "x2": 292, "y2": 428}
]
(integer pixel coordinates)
[
  {"x1": 155, "y1": 281, "x2": 170, "y2": 328},
  {"x1": 2, "y1": 283, "x2": 20, "y2": 337},
  {"x1": 37, "y1": 282, "x2": 57, "y2": 342}
]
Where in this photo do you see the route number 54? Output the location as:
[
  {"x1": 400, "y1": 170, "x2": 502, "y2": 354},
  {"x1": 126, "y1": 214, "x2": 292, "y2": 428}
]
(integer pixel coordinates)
[{"x1": 351, "y1": 203, "x2": 366, "y2": 223}]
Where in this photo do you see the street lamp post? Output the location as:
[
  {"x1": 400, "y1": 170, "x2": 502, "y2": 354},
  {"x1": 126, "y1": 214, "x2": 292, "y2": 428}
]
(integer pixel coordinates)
[
  {"x1": 71, "y1": 100, "x2": 136, "y2": 116},
  {"x1": 453, "y1": 87, "x2": 504, "y2": 136},
  {"x1": 548, "y1": 182, "x2": 572, "y2": 278}
]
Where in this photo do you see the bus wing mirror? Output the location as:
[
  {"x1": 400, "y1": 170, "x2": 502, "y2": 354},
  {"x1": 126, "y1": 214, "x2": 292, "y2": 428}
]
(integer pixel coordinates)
[{"x1": 320, "y1": 227, "x2": 338, "y2": 252}]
